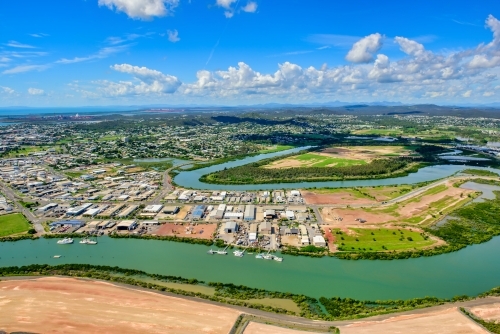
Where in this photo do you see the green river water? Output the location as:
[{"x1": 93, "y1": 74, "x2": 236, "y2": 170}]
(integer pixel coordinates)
[{"x1": 1, "y1": 236, "x2": 500, "y2": 301}]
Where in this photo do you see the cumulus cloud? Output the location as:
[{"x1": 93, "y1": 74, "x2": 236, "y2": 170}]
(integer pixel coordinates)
[
  {"x1": 78, "y1": 15, "x2": 500, "y2": 103},
  {"x1": 216, "y1": 0, "x2": 236, "y2": 9},
  {"x1": 345, "y1": 33, "x2": 383, "y2": 63},
  {"x1": 241, "y1": 1, "x2": 257, "y2": 13},
  {"x1": 28, "y1": 88, "x2": 44, "y2": 95},
  {"x1": 98, "y1": 0, "x2": 179, "y2": 19},
  {"x1": 167, "y1": 29, "x2": 180, "y2": 43},
  {"x1": 102, "y1": 63, "x2": 182, "y2": 96}
]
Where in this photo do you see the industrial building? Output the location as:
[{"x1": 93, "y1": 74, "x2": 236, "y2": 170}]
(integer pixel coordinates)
[
  {"x1": 215, "y1": 204, "x2": 226, "y2": 219},
  {"x1": 244, "y1": 204, "x2": 255, "y2": 221},
  {"x1": 192, "y1": 205, "x2": 206, "y2": 220},
  {"x1": 143, "y1": 204, "x2": 163, "y2": 213},
  {"x1": 117, "y1": 205, "x2": 139, "y2": 218},
  {"x1": 259, "y1": 221, "x2": 272, "y2": 234},
  {"x1": 313, "y1": 235, "x2": 326, "y2": 247},
  {"x1": 224, "y1": 221, "x2": 239, "y2": 233},
  {"x1": 66, "y1": 203, "x2": 93, "y2": 216},
  {"x1": 49, "y1": 220, "x2": 84, "y2": 228},
  {"x1": 163, "y1": 206, "x2": 180, "y2": 214},
  {"x1": 116, "y1": 220, "x2": 138, "y2": 231}
]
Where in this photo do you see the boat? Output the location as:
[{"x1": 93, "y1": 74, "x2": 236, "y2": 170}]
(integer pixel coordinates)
[
  {"x1": 57, "y1": 238, "x2": 73, "y2": 244},
  {"x1": 53, "y1": 255, "x2": 61, "y2": 258},
  {"x1": 80, "y1": 237, "x2": 97, "y2": 245},
  {"x1": 273, "y1": 256, "x2": 283, "y2": 262},
  {"x1": 233, "y1": 249, "x2": 245, "y2": 257},
  {"x1": 255, "y1": 253, "x2": 263, "y2": 259},
  {"x1": 216, "y1": 245, "x2": 229, "y2": 255},
  {"x1": 262, "y1": 250, "x2": 273, "y2": 260},
  {"x1": 207, "y1": 249, "x2": 215, "y2": 254}
]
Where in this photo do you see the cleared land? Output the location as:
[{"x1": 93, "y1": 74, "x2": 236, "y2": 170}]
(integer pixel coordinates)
[
  {"x1": 0, "y1": 277, "x2": 240, "y2": 334},
  {"x1": 320, "y1": 181, "x2": 475, "y2": 227},
  {"x1": 321, "y1": 145, "x2": 415, "y2": 161},
  {"x1": 333, "y1": 227, "x2": 435, "y2": 252},
  {"x1": 337, "y1": 307, "x2": 488, "y2": 334},
  {"x1": 302, "y1": 185, "x2": 414, "y2": 205},
  {"x1": 469, "y1": 302, "x2": 500, "y2": 322},
  {"x1": 265, "y1": 152, "x2": 366, "y2": 169},
  {"x1": 244, "y1": 322, "x2": 310, "y2": 334},
  {"x1": 0, "y1": 213, "x2": 30, "y2": 237},
  {"x1": 156, "y1": 222, "x2": 216, "y2": 239}
]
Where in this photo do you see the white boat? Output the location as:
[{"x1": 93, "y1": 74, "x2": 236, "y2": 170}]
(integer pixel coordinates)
[
  {"x1": 80, "y1": 238, "x2": 97, "y2": 245},
  {"x1": 262, "y1": 254, "x2": 273, "y2": 260},
  {"x1": 207, "y1": 249, "x2": 215, "y2": 254},
  {"x1": 233, "y1": 249, "x2": 245, "y2": 257},
  {"x1": 53, "y1": 255, "x2": 61, "y2": 258},
  {"x1": 273, "y1": 256, "x2": 283, "y2": 262},
  {"x1": 255, "y1": 254, "x2": 263, "y2": 259},
  {"x1": 57, "y1": 238, "x2": 73, "y2": 245},
  {"x1": 216, "y1": 250, "x2": 228, "y2": 255}
]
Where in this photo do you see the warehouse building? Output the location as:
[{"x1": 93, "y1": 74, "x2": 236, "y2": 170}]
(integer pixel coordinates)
[
  {"x1": 66, "y1": 203, "x2": 93, "y2": 216},
  {"x1": 313, "y1": 235, "x2": 326, "y2": 247},
  {"x1": 49, "y1": 220, "x2": 85, "y2": 228},
  {"x1": 215, "y1": 204, "x2": 226, "y2": 219},
  {"x1": 117, "y1": 220, "x2": 138, "y2": 231},
  {"x1": 163, "y1": 206, "x2": 180, "y2": 214},
  {"x1": 192, "y1": 205, "x2": 206, "y2": 220},
  {"x1": 117, "y1": 205, "x2": 139, "y2": 218},
  {"x1": 143, "y1": 204, "x2": 163, "y2": 213},
  {"x1": 244, "y1": 204, "x2": 255, "y2": 221},
  {"x1": 224, "y1": 221, "x2": 239, "y2": 233}
]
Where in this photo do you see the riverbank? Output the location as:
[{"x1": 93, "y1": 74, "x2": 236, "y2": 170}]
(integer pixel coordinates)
[{"x1": 1, "y1": 274, "x2": 500, "y2": 333}]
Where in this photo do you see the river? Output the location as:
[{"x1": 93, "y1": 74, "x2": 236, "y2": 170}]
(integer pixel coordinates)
[
  {"x1": 173, "y1": 146, "x2": 500, "y2": 190},
  {"x1": 1, "y1": 236, "x2": 500, "y2": 301}
]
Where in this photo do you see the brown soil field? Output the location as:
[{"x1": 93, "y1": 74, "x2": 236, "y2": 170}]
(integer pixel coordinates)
[
  {"x1": 338, "y1": 307, "x2": 488, "y2": 334},
  {"x1": 156, "y1": 222, "x2": 216, "y2": 239},
  {"x1": 244, "y1": 322, "x2": 310, "y2": 334},
  {"x1": 470, "y1": 302, "x2": 500, "y2": 322},
  {"x1": 302, "y1": 190, "x2": 376, "y2": 205},
  {"x1": 322, "y1": 146, "x2": 413, "y2": 161},
  {"x1": 321, "y1": 225, "x2": 339, "y2": 252},
  {"x1": 319, "y1": 181, "x2": 474, "y2": 227},
  {"x1": 0, "y1": 277, "x2": 240, "y2": 334}
]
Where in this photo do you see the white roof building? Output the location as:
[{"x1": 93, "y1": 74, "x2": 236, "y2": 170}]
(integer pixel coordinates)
[{"x1": 313, "y1": 235, "x2": 326, "y2": 247}]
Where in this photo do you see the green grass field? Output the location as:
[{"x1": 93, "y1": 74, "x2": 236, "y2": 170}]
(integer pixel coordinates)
[
  {"x1": 335, "y1": 228, "x2": 435, "y2": 251},
  {"x1": 293, "y1": 153, "x2": 366, "y2": 167},
  {"x1": 258, "y1": 145, "x2": 294, "y2": 154},
  {"x1": 0, "y1": 213, "x2": 31, "y2": 237}
]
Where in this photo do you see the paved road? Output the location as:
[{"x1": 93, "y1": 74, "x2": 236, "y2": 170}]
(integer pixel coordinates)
[{"x1": 151, "y1": 162, "x2": 193, "y2": 203}]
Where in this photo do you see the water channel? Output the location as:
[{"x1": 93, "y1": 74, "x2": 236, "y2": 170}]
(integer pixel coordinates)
[
  {"x1": 1, "y1": 236, "x2": 500, "y2": 301},
  {"x1": 173, "y1": 146, "x2": 500, "y2": 190},
  {"x1": 3, "y1": 147, "x2": 500, "y2": 301}
]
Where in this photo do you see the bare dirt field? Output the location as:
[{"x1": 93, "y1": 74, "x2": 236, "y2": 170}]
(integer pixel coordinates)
[
  {"x1": 319, "y1": 181, "x2": 474, "y2": 227},
  {"x1": 338, "y1": 307, "x2": 488, "y2": 334},
  {"x1": 0, "y1": 277, "x2": 240, "y2": 334},
  {"x1": 322, "y1": 146, "x2": 413, "y2": 161},
  {"x1": 244, "y1": 322, "x2": 310, "y2": 334},
  {"x1": 156, "y1": 222, "x2": 216, "y2": 239},
  {"x1": 302, "y1": 190, "x2": 376, "y2": 205},
  {"x1": 469, "y1": 302, "x2": 500, "y2": 322},
  {"x1": 281, "y1": 235, "x2": 301, "y2": 247}
]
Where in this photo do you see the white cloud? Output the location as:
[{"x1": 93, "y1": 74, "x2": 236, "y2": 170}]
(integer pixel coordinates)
[
  {"x1": 56, "y1": 44, "x2": 130, "y2": 64},
  {"x1": 394, "y1": 37, "x2": 426, "y2": 57},
  {"x1": 29, "y1": 33, "x2": 49, "y2": 38},
  {"x1": 98, "y1": 0, "x2": 179, "y2": 19},
  {"x1": 5, "y1": 41, "x2": 36, "y2": 49},
  {"x1": 345, "y1": 33, "x2": 383, "y2": 63},
  {"x1": 76, "y1": 14, "x2": 500, "y2": 104},
  {"x1": 1, "y1": 86, "x2": 14, "y2": 94},
  {"x1": 28, "y1": 88, "x2": 44, "y2": 95},
  {"x1": 2, "y1": 64, "x2": 50, "y2": 74},
  {"x1": 241, "y1": 1, "x2": 257, "y2": 13},
  {"x1": 167, "y1": 29, "x2": 180, "y2": 43},
  {"x1": 102, "y1": 63, "x2": 182, "y2": 96},
  {"x1": 216, "y1": 0, "x2": 236, "y2": 9}
]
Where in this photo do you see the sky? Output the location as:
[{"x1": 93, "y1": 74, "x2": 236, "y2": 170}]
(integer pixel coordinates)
[{"x1": 1, "y1": 0, "x2": 500, "y2": 107}]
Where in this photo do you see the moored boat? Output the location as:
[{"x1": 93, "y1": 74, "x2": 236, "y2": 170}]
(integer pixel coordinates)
[{"x1": 57, "y1": 238, "x2": 73, "y2": 244}]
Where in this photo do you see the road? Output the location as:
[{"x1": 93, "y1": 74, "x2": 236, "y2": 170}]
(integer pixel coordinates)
[{"x1": 151, "y1": 162, "x2": 193, "y2": 203}]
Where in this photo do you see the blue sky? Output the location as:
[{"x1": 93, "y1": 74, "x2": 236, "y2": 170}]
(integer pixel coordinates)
[{"x1": 1, "y1": 0, "x2": 500, "y2": 106}]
